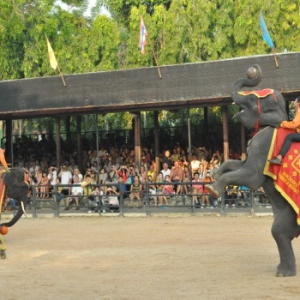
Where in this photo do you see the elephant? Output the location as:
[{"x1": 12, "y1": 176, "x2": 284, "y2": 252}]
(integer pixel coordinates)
[
  {"x1": 205, "y1": 64, "x2": 300, "y2": 277},
  {"x1": 0, "y1": 168, "x2": 28, "y2": 258}
]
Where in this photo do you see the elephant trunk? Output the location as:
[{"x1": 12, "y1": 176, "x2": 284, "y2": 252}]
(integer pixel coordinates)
[{"x1": 1, "y1": 202, "x2": 24, "y2": 227}]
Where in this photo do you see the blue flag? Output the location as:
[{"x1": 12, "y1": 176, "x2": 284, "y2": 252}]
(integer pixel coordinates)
[{"x1": 260, "y1": 11, "x2": 274, "y2": 49}]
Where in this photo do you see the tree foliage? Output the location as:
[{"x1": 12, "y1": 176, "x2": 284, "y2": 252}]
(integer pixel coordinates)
[{"x1": 2, "y1": 0, "x2": 300, "y2": 132}]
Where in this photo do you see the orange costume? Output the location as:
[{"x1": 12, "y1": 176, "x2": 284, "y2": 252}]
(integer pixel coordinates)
[
  {"x1": 0, "y1": 148, "x2": 8, "y2": 169},
  {"x1": 280, "y1": 109, "x2": 300, "y2": 133}
]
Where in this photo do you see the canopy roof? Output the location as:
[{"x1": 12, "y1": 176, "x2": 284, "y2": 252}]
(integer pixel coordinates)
[{"x1": 0, "y1": 52, "x2": 299, "y2": 119}]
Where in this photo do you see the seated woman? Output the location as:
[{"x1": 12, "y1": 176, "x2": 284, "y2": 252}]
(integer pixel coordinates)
[
  {"x1": 161, "y1": 175, "x2": 173, "y2": 206},
  {"x1": 192, "y1": 172, "x2": 203, "y2": 206},
  {"x1": 154, "y1": 173, "x2": 164, "y2": 206},
  {"x1": 129, "y1": 175, "x2": 142, "y2": 208},
  {"x1": 40, "y1": 171, "x2": 49, "y2": 198}
]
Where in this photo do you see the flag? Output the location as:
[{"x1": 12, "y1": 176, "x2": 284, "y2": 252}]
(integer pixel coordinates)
[
  {"x1": 260, "y1": 11, "x2": 274, "y2": 49},
  {"x1": 46, "y1": 36, "x2": 58, "y2": 70},
  {"x1": 139, "y1": 17, "x2": 148, "y2": 54}
]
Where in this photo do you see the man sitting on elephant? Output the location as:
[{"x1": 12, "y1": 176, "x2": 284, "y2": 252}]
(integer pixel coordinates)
[{"x1": 269, "y1": 96, "x2": 300, "y2": 165}]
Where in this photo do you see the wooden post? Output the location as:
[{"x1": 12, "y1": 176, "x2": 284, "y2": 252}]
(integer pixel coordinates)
[
  {"x1": 222, "y1": 106, "x2": 229, "y2": 161},
  {"x1": 76, "y1": 116, "x2": 82, "y2": 172},
  {"x1": 55, "y1": 117, "x2": 61, "y2": 168},
  {"x1": 5, "y1": 120, "x2": 12, "y2": 166},
  {"x1": 154, "y1": 111, "x2": 160, "y2": 174},
  {"x1": 134, "y1": 112, "x2": 141, "y2": 168}
]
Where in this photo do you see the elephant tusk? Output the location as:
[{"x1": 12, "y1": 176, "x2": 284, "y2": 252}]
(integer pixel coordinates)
[
  {"x1": 21, "y1": 201, "x2": 27, "y2": 218},
  {"x1": 232, "y1": 102, "x2": 235, "y2": 104}
]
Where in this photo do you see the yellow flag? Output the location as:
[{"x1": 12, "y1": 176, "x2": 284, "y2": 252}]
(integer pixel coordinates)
[{"x1": 46, "y1": 36, "x2": 58, "y2": 70}]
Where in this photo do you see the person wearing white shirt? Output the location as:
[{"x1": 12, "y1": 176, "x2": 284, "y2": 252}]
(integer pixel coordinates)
[
  {"x1": 160, "y1": 162, "x2": 171, "y2": 179},
  {"x1": 64, "y1": 175, "x2": 82, "y2": 210}
]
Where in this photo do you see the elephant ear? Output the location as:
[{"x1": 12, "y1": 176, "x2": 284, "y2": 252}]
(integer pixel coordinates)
[{"x1": 258, "y1": 91, "x2": 288, "y2": 127}]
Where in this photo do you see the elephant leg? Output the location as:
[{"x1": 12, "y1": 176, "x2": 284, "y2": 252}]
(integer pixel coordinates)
[
  {"x1": 206, "y1": 167, "x2": 265, "y2": 198},
  {"x1": 212, "y1": 159, "x2": 246, "y2": 180},
  {"x1": 272, "y1": 211, "x2": 299, "y2": 277}
]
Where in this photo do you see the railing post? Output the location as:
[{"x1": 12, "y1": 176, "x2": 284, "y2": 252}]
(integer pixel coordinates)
[
  {"x1": 119, "y1": 182, "x2": 124, "y2": 217},
  {"x1": 54, "y1": 185, "x2": 59, "y2": 217},
  {"x1": 32, "y1": 185, "x2": 37, "y2": 218},
  {"x1": 250, "y1": 190, "x2": 255, "y2": 216},
  {"x1": 145, "y1": 182, "x2": 151, "y2": 216}
]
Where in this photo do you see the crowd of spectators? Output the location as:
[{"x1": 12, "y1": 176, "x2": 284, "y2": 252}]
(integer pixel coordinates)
[{"x1": 1, "y1": 134, "x2": 250, "y2": 212}]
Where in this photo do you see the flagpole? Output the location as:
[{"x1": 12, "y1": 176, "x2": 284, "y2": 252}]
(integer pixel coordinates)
[
  {"x1": 57, "y1": 65, "x2": 67, "y2": 87},
  {"x1": 271, "y1": 48, "x2": 279, "y2": 68},
  {"x1": 147, "y1": 36, "x2": 162, "y2": 79},
  {"x1": 140, "y1": 16, "x2": 162, "y2": 79}
]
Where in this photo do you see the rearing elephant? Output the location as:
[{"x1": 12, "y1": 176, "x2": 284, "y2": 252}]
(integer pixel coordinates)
[
  {"x1": 0, "y1": 168, "x2": 28, "y2": 258},
  {"x1": 206, "y1": 65, "x2": 300, "y2": 277}
]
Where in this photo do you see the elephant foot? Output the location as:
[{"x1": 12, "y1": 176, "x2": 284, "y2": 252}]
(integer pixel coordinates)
[
  {"x1": 0, "y1": 250, "x2": 6, "y2": 259},
  {"x1": 276, "y1": 263, "x2": 296, "y2": 277},
  {"x1": 205, "y1": 184, "x2": 220, "y2": 198}
]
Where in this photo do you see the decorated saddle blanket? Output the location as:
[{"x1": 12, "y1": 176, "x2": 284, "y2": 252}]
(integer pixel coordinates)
[
  {"x1": 238, "y1": 88, "x2": 274, "y2": 98},
  {"x1": 264, "y1": 128, "x2": 300, "y2": 224}
]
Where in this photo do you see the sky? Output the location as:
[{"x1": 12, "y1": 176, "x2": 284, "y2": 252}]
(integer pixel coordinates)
[{"x1": 56, "y1": 0, "x2": 109, "y2": 17}]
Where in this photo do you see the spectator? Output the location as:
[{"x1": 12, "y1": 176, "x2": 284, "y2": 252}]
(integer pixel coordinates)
[
  {"x1": 40, "y1": 171, "x2": 49, "y2": 198},
  {"x1": 90, "y1": 170, "x2": 98, "y2": 183},
  {"x1": 47, "y1": 166, "x2": 58, "y2": 194},
  {"x1": 160, "y1": 162, "x2": 171, "y2": 179},
  {"x1": 129, "y1": 175, "x2": 142, "y2": 208},
  {"x1": 198, "y1": 163, "x2": 206, "y2": 181},
  {"x1": 73, "y1": 168, "x2": 83, "y2": 183},
  {"x1": 192, "y1": 172, "x2": 203, "y2": 206},
  {"x1": 118, "y1": 165, "x2": 128, "y2": 183},
  {"x1": 58, "y1": 164, "x2": 72, "y2": 200},
  {"x1": 147, "y1": 175, "x2": 156, "y2": 201},
  {"x1": 154, "y1": 172, "x2": 164, "y2": 206},
  {"x1": 225, "y1": 185, "x2": 238, "y2": 207},
  {"x1": 170, "y1": 148, "x2": 179, "y2": 165},
  {"x1": 65, "y1": 175, "x2": 83, "y2": 210},
  {"x1": 170, "y1": 161, "x2": 184, "y2": 194},
  {"x1": 202, "y1": 173, "x2": 212, "y2": 207},
  {"x1": 107, "y1": 165, "x2": 118, "y2": 183},
  {"x1": 91, "y1": 161, "x2": 99, "y2": 174},
  {"x1": 237, "y1": 185, "x2": 250, "y2": 207},
  {"x1": 199, "y1": 154, "x2": 208, "y2": 171},
  {"x1": 147, "y1": 164, "x2": 156, "y2": 181},
  {"x1": 161, "y1": 150, "x2": 172, "y2": 169},
  {"x1": 82, "y1": 175, "x2": 101, "y2": 214},
  {"x1": 190, "y1": 155, "x2": 200, "y2": 176},
  {"x1": 138, "y1": 165, "x2": 148, "y2": 187},
  {"x1": 183, "y1": 166, "x2": 192, "y2": 194},
  {"x1": 35, "y1": 169, "x2": 42, "y2": 198},
  {"x1": 161, "y1": 175, "x2": 173, "y2": 206},
  {"x1": 90, "y1": 151, "x2": 100, "y2": 166}
]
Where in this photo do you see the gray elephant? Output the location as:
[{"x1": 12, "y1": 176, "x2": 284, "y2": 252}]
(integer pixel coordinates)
[
  {"x1": 206, "y1": 65, "x2": 300, "y2": 277},
  {"x1": 0, "y1": 168, "x2": 28, "y2": 258}
]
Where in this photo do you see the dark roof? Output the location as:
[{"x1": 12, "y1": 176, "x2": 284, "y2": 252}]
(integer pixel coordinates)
[{"x1": 0, "y1": 51, "x2": 299, "y2": 119}]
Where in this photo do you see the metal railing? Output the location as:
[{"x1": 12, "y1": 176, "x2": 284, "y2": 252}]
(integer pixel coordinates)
[{"x1": 1, "y1": 182, "x2": 272, "y2": 218}]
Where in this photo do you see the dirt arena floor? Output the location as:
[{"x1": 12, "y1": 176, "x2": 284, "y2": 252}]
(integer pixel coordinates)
[{"x1": 1, "y1": 215, "x2": 300, "y2": 300}]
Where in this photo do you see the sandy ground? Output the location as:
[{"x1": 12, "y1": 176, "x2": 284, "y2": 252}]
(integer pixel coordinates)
[{"x1": 1, "y1": 215, "x2": 300, "y2": 300}]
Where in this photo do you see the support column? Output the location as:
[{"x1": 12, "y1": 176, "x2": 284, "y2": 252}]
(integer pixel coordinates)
[
  {"x1": 76, "y1": 116, "x2": 82, "y2": 172},
  {"x1": 5, "y1": 119, "x2": 12, "y2": 166},
  {"x1": 222, "y1": 106, "x2": 229, "y2": 161},
  {"x1": 55, "y1": 117, "x2": 61, "y2": 167},
  {"x1": 134, "y1": 112, "x2": 141, "y2": 168},
  {"x1": 154, "y1": 111, "x2": 160, "y2": 174},
  {"x1": 66, "y1": 116, "x2": 71, "y2": 140}
]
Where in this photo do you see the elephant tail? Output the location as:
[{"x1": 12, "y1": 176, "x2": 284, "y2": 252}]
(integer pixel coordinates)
[{"x1": 1, "y1": 204, "x2": 24, "y2": 227}]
